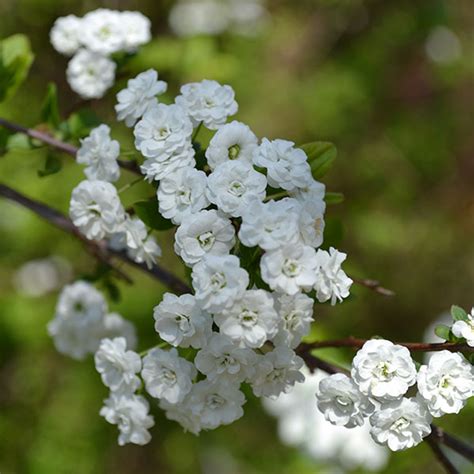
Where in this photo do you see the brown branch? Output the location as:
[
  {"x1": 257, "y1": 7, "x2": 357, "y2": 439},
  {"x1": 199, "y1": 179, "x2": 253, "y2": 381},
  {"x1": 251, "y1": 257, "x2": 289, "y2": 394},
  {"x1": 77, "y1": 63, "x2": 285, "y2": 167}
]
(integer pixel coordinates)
[
  {"x1": 350, "y1": 275, "x2": 395, "y2": 296},
  {"x1": 425, "y1": 434, "x2": 459, "y2": 474},
  {"x1": 298, "y1": 337, "x2": 473, "y2": 354},
  {"x1": 0, "y1": 117, "x2": 141, "y2": 175},
  {"x1": 431, "y1": 425, "x2": 474, "y2": 462},
  {"x1": 0, "y1": 183, "x2": 191, "y2": 295}
]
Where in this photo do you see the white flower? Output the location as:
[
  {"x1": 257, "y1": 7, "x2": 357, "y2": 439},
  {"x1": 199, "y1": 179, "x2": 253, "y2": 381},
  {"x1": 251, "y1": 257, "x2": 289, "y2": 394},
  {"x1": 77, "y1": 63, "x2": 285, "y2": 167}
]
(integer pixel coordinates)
[
  {"x1": 94, "y1": 337, "x2": 141, "y2": 393},
  {"x1": 157, "y1": 167, "x2": 209, "y2": 224},
  {"x1": 191, "y1": 255, "x2": 249, "y2": 313},
  {"x1": 314, "y1": 247, "x2": 353, "y2": 305},
  {"x1": 142, "y1": 348, "x2": 196, "y2": 404},
  {"x1": 205, "y1": 121, "x2": 258, "y2": 170},
  {"x1": 121, "y1": 11, "x2": 152, "y2": 51},
  {"x1": 214, "y1": 289, "x2": 278, "y2": 348},
  {"x1": 67, "y1": 49, "x2": 116, "y2": 99},
  {"x1": 206, "y1": 161, "x2": 267, "y2": 217},
  {"x1": 47, "y1": 281, "x2": 107, "y2": 360},
  {"x1": 417, "y1": 350, "x2": 474, "y2": 417},
  {"x1": 69, "y1": 180, "x2": 125, "y2": 240},
  {"x1": 369, "y1": 397, "x2": 432, "y2": 451},
  {"x1": 195, "y1": 333, "x2": 257, "y2": 382},
  {"x1": 174, "y1": 210, "x2": 235, "y2": 266},
  {"x1": 141, "y1": 146, "x2": 195, "y2": 182},
  {"x1": 101, "y1": 312, "x2": 137, "y2": 350},
  {"x1": 260, "y1": 243, "x2": 318, "y2": 295},
  {"x1": 294, "y1": 198, "x2": 325, "y2": 249},
  {"x1": 159, "y1": 397, "x2": 202, "y2": 435},
  {"x1": 351, "y1": 340, "x2": 417, "y2": 401},
  {"x1": 316, "y1": 373, "x2": 374, "y2": 428},
  {"x1": 452, "y1": 308, "x2": 474, "y2": 347},
  {"x1": 76, "y1": 124, "x2": 120, "y2": 182},
  {"x1": 272, "y1": 293, "x2": 314, "y2": 348},
  {"x1": 175, "y1": 79, "x2": 238, "y2": 129},
  {"x1": 100, "y1": 393, "x2": 154, "y2": 446},
  {"x1": 115, "y1": 70, "x2": 167, "y2": 127},
  {"x1": 250, "y1": 347, "x2": 305, "y2": 398},
  {"x1": 50, "y1": 15, "x2": 83, "y2": 56},
  {"x1": 190, "y1": 379, "x2": 245, "y2": 429},
  {"x1": 253, "y1": 138, "x2": 312, "y2": 191},
  {"x1": 153, "y1": 293, "x2": 212, "y2": 349},
  {"x1": 82, "y1": 9, "x2": 124, "y2": 55},
  {"x1": 289, "y1": 178, "x2": 326, "y2": 206},
  {"x1": 239, "y1": 198, "x2": 300, "y2": 251}
]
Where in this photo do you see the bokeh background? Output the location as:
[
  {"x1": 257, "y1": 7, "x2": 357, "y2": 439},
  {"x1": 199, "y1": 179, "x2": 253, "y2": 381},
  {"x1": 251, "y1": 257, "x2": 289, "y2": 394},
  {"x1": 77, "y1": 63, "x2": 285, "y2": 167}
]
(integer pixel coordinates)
[{"x1": 0, "y1": 0, "x2": 473, "y2": 473}]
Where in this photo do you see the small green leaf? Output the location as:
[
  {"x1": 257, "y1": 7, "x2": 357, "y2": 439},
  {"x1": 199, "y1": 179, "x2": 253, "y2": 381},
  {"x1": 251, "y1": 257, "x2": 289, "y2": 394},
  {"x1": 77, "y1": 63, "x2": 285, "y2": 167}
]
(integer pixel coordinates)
[
  {"x1": 66, "y1": 109, "x2": 101, "y2": 139},
  {"x1": 41, "y1": 83, "x2": 60, "y2": 128},
  {"x1": 299, "y1": 141, "x2": 337, "y2": 179},
  {"x1": 7, "y1": 132, "x2": 31, "y2": 150},
  {"x1": 324, "y1": 192, "x2": 344, "y2": 205},
  {"x1": 0, "y1": 34, "x2": 34, "y2": 102},
  {"x1": 103, "y1": 279, "x2": 121, "y2": 303},
  {"x1": 451, "y1": 305, "x2": 468, "y2": 322},
  {"x1": 434, "y1": 324, "x2": 451, "y2": 341},
  {"x1": 37, "y1": 153, "x2": 62, "y2": 177},
  {"x1": 133, "y1": 198, "x2": 174, "y2": 231},
  {"x1": 0, "y1": 127, "x2": 13, "y2": 155}
]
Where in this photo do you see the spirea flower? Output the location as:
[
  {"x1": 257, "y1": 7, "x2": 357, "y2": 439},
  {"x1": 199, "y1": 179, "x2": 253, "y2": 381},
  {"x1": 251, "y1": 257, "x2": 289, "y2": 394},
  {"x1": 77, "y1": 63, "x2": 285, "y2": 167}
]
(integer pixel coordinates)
[
  {"x1": 253, "y1": 138, "x2": 312, "y2": 191},
  {"x1": 50, "y1": 15, "x2": 83, "y2": 56},
  {"x1": 451, "y1": 308, "x2": 474, "y2": 347},
  {"x1": 205, "y1": 121, "x2": 258, "y2": 170},
  {"x1": 100, "y1": 393, "x2": 154, "y2": 446},
  {"x1": 191, "y1": 254, "x2": 249, "y2": 313},
  {"x1": 121, "y1": 11, "x2": 152, "y2": 51},
  {"x1": 250, "y1": 347, "x2": 305, "y2": 398},
  {"x1": 369, "y1": 397, "x2": 432, "y2": 451},
  {"x1": 289, "y1": 178, "x2": 326, "y2": 206},
  {"x1": 142, "y1": 348, "x2": 196, "y2": 404},
  {"x1": 272, "y1": 293, "x2": 314, "y2": 348},
  {"x1": 417, "y1": 350, "x2": 474, "y2": 417},
  {"x1": 174, "y1": 210, "x2": 235, "y2": 266},
  {"x1": 313, "y1": 247, "x2": 353, "y2": 305},
  {"x1": 214, "y1": 289, "x2": 278, "y2": 348},
  {"x1": 82, "y1": 9, "x2": 124, "y2": 55},
  {"x1": 190, "y1": 379, "x2": 246, "y2": 429},
  {"x1": 157, "y1": 167, "x2": 209, "y2": 224},
  {"x1": 159, "y1": 397, "x2": 202, "y2": 435},
  {"x1": 175, "y1": 79, "x2": 238, "y2": 129},
  {"x1": 76, "y1": 124, "x2": 120, "y2": 182},
  {"x1": 94, "y1": 337, "x2": 141, "y2": 393},
  {"x1": 115, "y1": 69, "x2": 167, "y2": 127},
  {"x1": 317, "y1": 373, "x2": 374, "y2": 428},
  {"x1": 194, "y1": 333, "x2": 257, "y2": 382},
  {"x1": 153, "y1": 293, "x2": 212, "y2": 349},
  {"x1": 294, "y1": 199, "x2": 325, "y2": 249},
  {"x1": 206, "y1": 161, "x2": 267, "y2": 217},
  {"x1": 66, "y1": 49, "x2": 116, "y2": 99},
  {"x1": 351, "y1": 340, "x2": 417, "y2": 401},
  {"x1": 260, "y1": 243, "x2": 318, "y2": 295},
  {"x1": 69, "y1": 180, "x2": 125, "y2": 240},
  {"x1": 101, "y1": 313, "x2": 137, "y2": 350}
]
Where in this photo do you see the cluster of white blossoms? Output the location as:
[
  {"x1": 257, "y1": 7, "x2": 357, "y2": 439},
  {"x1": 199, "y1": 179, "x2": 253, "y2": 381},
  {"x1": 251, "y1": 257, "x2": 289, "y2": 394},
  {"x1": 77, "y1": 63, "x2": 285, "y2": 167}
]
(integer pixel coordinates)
[
  {"x1": 50, "y1": 9, "x2": 151, "y2": 98},
  {"x1": 316, "y1": 339, "x2": 474, "y2": 451}
]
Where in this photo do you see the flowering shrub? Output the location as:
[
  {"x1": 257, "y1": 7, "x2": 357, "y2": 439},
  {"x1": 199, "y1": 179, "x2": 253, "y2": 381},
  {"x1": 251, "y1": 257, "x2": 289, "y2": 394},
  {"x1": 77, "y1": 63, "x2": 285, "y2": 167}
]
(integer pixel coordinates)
[{"x1": 0, "y1": 7, "x2": 472, "y2": 472}]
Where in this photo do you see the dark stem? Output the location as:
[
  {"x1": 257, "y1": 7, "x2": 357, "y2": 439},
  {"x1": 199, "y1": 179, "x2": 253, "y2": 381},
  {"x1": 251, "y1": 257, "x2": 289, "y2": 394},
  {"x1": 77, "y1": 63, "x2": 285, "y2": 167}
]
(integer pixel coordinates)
[
  {"x1": 431, "y1": 425, "x2": 474, "y2": 462},
  {"x1": 425, "y1": 434, "x2": 459, "y2": 474}
]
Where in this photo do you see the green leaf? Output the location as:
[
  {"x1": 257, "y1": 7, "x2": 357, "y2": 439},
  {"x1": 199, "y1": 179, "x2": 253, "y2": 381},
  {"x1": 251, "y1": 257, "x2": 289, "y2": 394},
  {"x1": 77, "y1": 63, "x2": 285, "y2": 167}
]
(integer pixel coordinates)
[
  {"x1": 40, "y1": 83, "x2": 60, "y2": 128},
  {"x1": 0, "y1": 34, "x2": 34, "y2": 103},
  {"x1": 299, "y1": 141, "x2": 337, "y2": 179},
  {"x1": 451, "y1": 305, "x2": 468, "y2": 322},
  {"x1": 0, "y1": 127, "x2": 13, "y2": 156},
  {"x1": 324, "y1": 192, "x2": 344, "y2": 205},
  {"x1": 66, "y1": 109, "x2": 101, "y2": 139},
  {"x1": 434, "y1": 324, "x2": 451, "y2": 341},
  {"x1": 133, "y1": 198, "x2": 174, "y2": 231},
  {"x1": 37, "y1": 153, "x2": 62, "y2": 177},
  {"x1": 7, "y1": 132, "x2": 31, "y2": 150},
  {"x1": 103, "y1": 279, "x2": 121, "y2": 303}
]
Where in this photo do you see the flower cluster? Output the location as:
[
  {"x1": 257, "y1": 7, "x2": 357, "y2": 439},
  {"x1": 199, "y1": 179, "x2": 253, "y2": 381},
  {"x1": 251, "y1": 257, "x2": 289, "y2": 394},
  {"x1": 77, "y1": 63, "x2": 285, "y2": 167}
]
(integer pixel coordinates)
[
  {"x1": 316, "y1": 339, "x2": 474, "y2": 451},
  {"x1": 50, "y1": 9, "x2": 151, "y2": 98}
]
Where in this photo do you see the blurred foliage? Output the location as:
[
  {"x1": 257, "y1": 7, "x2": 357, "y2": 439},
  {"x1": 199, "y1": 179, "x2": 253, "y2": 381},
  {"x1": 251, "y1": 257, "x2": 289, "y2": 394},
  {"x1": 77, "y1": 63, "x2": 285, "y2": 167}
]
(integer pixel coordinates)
[{"x1": 0, "y1": 0, "x2": 473, "y2": 473}]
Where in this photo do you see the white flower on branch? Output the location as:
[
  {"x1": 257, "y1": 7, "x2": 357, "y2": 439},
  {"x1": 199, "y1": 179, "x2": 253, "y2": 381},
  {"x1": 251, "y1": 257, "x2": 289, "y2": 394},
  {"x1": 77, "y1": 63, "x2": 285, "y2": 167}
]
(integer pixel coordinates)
[
  {"x1": 417, "y1": 350, "x2": 474, "y2": 417},
  {"x1": 451, "y1": 308, "x2": 474, "y2": 347},
  {"x1": 175, "y1": 79, "x2": 238, "y2": 130},
  {"x1": 101, "y1": 312, "x2": 137, "y2": 350},
  {"x1": 174, "y1": 210, "x2": 235, "y2": 266},
  {"x1": 351, "y1": 339, "x2": 417, "y2": 401},
  {"x1": 120, "y1": 11, "x2": 152, "y2": 51},
  {"x1": 142, "y1": 347, "x2": 196, "y2": 404},
  {"x1": 82, "y1": 9, "x2": 124, "y2": 55},
  {"x1": 205, "y1": 120, "x2": 258, "y2": 170},
  {"x1": 50, "y1": 15, "x2": 83, "y2": 56},
  {"x1": 76, "y1": 124, "x2": 120, "y2": 182},
  {"x1": 369, "y1": 397, "x2": 432, "y2": 451},
  {"x1": 159, "y1": 397, "x2": 202, "y2": 435},
  {"x1": 115, "y1": 69, "x2": 167, "y2": 127},
  {"x1": 94, "y1": 337, "x2": 141, "y2": 393}
]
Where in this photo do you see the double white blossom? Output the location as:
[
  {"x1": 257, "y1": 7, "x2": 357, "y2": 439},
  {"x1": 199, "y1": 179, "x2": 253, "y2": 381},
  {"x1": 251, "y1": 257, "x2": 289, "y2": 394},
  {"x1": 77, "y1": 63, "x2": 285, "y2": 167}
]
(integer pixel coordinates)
[
  {"x1": 82, "y1": 9, "x2": 124, "y2": 55},
  {"x1": 452, "y1": 308, "x2": 474, "y2": 347},
  {"x1": 159, "y1": 397, "x2": 202, "y2": 435},
  {"x1": 49, "y1": 15, "x2": 83, "y2": 56}
]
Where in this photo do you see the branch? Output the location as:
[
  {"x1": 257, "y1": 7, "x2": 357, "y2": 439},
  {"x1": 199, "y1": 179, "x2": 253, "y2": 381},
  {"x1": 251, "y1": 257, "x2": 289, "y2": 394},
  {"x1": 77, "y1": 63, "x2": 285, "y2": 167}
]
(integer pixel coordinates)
[
  {"x1": 298, "y1": 337, "x2": 473, "y2": 354},
  {"x1": 0, "y1": 117, "x2": 141, "y2": 175},
  {"x1": 350, "y1": 275, "x2": 395, "y2": 296},
  {"x1": 0, "y1": 183, "x2": 191, "y2": 295},
  {"x1": 431, "y1": 425, "x2": 474, "y2": 462},
  {"x1": 425, "y1": 434, "x2": 459, "y2": 474}
]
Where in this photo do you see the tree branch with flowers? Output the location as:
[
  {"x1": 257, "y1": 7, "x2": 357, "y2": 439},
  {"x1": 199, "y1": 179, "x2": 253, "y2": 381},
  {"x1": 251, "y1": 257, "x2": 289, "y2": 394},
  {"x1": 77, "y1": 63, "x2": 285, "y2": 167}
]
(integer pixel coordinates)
[{"x1": 0, "y1": 8, "x2": 472, "y2": 474}]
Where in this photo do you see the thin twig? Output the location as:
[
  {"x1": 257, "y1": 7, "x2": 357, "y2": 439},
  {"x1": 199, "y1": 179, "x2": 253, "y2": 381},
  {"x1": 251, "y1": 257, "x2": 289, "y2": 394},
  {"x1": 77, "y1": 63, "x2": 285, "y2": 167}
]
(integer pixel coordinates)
[
  {"x1": 350, "y1": 275, "x2": 395, "y2": 296},
  {"x1": 431, "y1": 425, "x2": 474, "y2": 462},
  {"x1": 425, "y1": 434, "x2": 459, "y2": 474}
]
